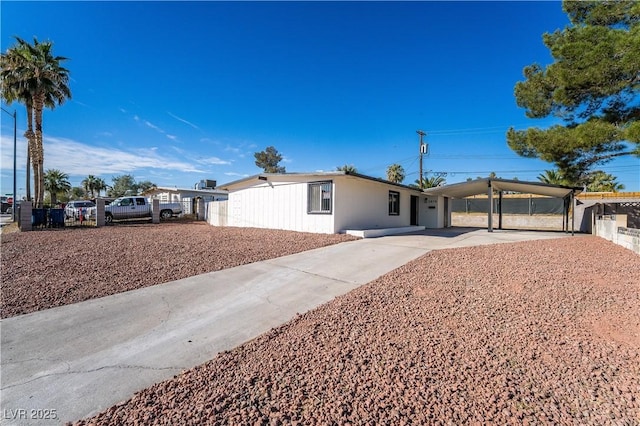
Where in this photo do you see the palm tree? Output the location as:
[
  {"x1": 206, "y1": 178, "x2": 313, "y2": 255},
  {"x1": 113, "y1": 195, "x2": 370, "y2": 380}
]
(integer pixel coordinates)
[
  {"x1": 386, "y1": 164, "x2": 405, "y2": 184},
  {"x1": 82, "y1": 175, "x2": 97, "y2": 198},
  {"x1": 336, "y1": 164, "x2": 357, "y2": 173},
  {"x1": 585, "y1": 171, "x2": 625, "y2": 192},
  {"x1": 1, "y1": 41, "x2": 35, "y2": 201},
  {"x1": 537, "y1": 169, "x2": 568, "y2": 186},
  {"x1": 44, "y1": 169, "x2": 71, "y2": 206},
  {"x1": 417, "y1": 176, "x2": 446, "y2": 188},
  {"x1": 0, "y1": 37, "x2": 71, "y2": 207},
  {"x1": 94, "y1": 177, "x2": 107, "y2": 197}
]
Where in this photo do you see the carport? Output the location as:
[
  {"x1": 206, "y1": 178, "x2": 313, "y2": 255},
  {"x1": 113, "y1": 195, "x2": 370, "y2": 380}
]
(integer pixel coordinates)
[{"x1": 423, "y1": 178, "x2": 583, "y2": 234}]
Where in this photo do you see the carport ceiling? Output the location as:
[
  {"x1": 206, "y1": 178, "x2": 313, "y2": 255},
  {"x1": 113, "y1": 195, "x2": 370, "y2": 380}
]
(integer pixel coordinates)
[{"x1": 422, "y1": 178, "x2": 582, "y2": 199}]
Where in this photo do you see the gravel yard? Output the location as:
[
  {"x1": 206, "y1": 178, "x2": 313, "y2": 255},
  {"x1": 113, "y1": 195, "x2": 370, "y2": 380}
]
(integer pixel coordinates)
[
  {"x1": 0, "y1": 222, "x2": 357, "y2": 318},
  {"x1": 72, "y1": 236, "x2": 640, "y2": 425}
]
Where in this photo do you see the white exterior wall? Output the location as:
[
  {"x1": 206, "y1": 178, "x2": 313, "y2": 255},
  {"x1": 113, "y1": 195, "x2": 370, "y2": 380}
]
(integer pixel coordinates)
[
  {"x1": 333, "y1": 176, "x2": 415, "y2": 232},
  {"x1": 227, "y1": 180, "x2": 335, "y2": 233},
  {"x1": 419, "y1": 195, "x2": 448, "y2": 228}
]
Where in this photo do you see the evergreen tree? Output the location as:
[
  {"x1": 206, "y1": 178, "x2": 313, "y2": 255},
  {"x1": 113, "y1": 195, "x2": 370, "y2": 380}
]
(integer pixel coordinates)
[
  {"x1": 254, "y1": 146, "x2": 286, "y2": 173},
  {"x1": 507, "y1": 1, "x2": 640, "y2": 186}
]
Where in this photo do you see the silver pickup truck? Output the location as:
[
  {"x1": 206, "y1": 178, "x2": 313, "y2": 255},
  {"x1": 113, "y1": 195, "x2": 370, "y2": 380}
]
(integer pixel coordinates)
[{"x1": 104, "y1": 196, "x2": 182, "y2": 223}]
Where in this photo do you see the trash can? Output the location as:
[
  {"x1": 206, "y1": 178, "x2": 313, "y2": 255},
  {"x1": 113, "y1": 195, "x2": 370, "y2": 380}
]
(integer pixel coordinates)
[
  {"x1": 49, "y1": 208, "x2": 65, "y2": 228},
  {"x1": 32, "y1": 208, "x2": 46, "y2": 228}
]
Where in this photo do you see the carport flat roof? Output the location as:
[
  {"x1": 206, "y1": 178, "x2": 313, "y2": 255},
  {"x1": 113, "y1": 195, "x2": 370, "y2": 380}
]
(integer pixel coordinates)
[{"x1": 422, "y1": 178, "x2": 582, "y2": 199}]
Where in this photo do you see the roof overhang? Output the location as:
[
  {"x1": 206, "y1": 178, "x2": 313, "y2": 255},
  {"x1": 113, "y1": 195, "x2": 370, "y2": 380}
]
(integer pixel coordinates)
[
  {"x1": 220, "y1": 171, "x2": 423, "y2": 193},
  {"x1": 422, "y1": 178, "x2": 582, "y2": 199}
]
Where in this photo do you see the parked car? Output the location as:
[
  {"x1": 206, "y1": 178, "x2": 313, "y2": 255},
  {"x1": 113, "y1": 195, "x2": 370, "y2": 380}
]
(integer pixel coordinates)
[
  {"x1": 65, "y1": 200, "x2": 97, "y2": 220},
  {"x1": 104, "y1": 196, "x2": 182, "y2": 223}
]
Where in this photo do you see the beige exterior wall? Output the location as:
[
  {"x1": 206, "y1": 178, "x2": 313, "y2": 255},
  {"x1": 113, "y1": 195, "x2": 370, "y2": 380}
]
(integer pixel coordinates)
[
  {"x1": 420, "y1": 195, "x2": 448, "y2": 228},
  {"x1": 333, "y1": 176, "x2": 414, "y2": 232}
]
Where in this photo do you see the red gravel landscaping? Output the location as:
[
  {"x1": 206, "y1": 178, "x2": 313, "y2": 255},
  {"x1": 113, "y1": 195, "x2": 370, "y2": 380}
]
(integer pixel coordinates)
[{"x1": 73, "y1": 236, "x2": 640, "y2": 425}]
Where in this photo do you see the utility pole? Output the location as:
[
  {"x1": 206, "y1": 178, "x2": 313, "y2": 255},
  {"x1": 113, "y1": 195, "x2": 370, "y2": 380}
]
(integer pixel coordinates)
[{"x1": 417, "y1": 130, "x2": 427, "y2": 189}]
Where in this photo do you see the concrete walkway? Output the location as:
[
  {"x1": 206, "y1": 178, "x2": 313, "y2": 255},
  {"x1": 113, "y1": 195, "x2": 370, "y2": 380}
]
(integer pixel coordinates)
[{"x1": 0, "y1": 228, "x2": 577, "y2": 425}]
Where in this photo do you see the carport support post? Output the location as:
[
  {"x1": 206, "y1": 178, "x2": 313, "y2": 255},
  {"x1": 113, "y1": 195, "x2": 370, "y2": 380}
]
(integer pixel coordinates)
[
  {"x1": 571, "y1": 190, "x2": 575, "y2": 236},
  {"x1": 487, "y1": 181, "x2": 493, "y2": 232},
  {"x1": 152, "y1": 199, "x2": 160, "y2": 224},
  {"x1": 498, "y1": 191, "x2": 503, "y2": 230}
]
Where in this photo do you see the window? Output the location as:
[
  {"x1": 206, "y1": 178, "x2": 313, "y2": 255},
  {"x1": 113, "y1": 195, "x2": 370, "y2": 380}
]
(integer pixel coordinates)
[
  {"x1": 136, "y1": 198, "x2": 146, "y2": 205},
  {"x1": 308, "y1": 181, "x2": 332, "y2": 214},
  {"x1": 389, "y1": 191, "x2": 400, "y2": 215}
]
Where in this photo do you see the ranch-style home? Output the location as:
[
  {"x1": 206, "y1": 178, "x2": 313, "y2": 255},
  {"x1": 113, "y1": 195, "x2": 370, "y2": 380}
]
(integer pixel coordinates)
[{"x1": 210, "y1": 172, "x2": 448, "y2": 236}]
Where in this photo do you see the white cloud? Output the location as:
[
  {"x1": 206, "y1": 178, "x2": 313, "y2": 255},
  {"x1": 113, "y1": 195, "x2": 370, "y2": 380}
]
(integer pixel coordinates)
[
  {"x1": 197, "y1": 156, "x2": 231, "y2": 165},
  {"x1": 166, "y1": 134, "x2": 177, "y2": 141},
  {"x1": 224, "y1": 171, "x2": 250, "y2": 177},
  {"x1": 43, "y1": 135, "x2": 206, "y2": 176}
]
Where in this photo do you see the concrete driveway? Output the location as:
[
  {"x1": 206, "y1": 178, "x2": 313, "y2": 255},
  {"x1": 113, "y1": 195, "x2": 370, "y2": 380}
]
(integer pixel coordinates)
[{"x1": 0, "y1": 228, "x2": 577, "y2": 425}]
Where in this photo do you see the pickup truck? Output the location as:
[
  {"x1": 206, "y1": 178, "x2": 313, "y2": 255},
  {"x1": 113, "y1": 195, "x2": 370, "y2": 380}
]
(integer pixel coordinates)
[{"x1": 104, "y1": 196, "x2": 182, "y2": 223}]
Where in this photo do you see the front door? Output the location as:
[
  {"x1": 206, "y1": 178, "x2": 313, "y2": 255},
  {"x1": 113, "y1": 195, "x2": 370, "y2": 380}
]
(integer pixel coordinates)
[{"x1": 410, "y1": 195, "x2": 418, "y2": 226}]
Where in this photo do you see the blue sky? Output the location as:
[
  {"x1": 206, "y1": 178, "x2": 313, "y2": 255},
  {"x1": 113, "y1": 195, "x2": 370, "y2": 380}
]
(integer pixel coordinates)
[{"x1": 1, "y1": 1, "x2": 638, "y2": 198}]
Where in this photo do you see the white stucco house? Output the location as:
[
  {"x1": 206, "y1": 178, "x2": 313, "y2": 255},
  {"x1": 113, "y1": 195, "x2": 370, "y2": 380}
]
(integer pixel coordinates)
[{"x1": 209, "y1": 172, "x2": 448, "y2": 236}]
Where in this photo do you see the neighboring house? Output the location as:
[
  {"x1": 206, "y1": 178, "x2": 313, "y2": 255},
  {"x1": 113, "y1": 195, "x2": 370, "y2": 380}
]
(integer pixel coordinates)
[
  {"x1": 213, "y1": 172, "x2": 448, "y2": 235},
  {"x1": 143, "y1": 186, "x2": 228, "y2": 215}
]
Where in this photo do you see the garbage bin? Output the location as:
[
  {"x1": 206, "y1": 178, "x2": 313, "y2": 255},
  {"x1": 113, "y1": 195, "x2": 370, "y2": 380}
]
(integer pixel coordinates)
[
  {"x1": 32, "y1": 208, "x2": 46, "y2": 228},
  {"x1": 49, "y1": 208, "x2": 65, "y2": 228}
]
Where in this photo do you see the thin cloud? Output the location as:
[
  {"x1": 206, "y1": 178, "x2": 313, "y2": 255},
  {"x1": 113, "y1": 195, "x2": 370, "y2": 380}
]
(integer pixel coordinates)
[
  {"x1": 144, "y1": 120, "x2": 165, "y2": 133},
  {"x1": 167, "y1": 112, "x2": 200, "y2": 130},
  {"x1": 197, "y1": 156, "x2": 232, "y2": 166},
  {"x1": 166, "y1": 134, "x2": 177, "y2": 141}
]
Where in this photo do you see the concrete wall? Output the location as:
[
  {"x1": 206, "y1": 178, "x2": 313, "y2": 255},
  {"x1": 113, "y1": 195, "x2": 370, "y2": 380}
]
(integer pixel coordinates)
[
  {"x1": 594, "y1": 214, "x2": 640, "y2": 255},
  {"x1": 206, "y1": 200, "x2": 228, "y2": 226},
  {"x1": 452, "y1": 213, "x2": 564, "y2": 230}
]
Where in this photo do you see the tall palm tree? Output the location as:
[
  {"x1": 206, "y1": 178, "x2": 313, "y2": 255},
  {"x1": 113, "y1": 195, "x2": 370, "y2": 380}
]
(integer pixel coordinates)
[
  {"x1": 1, "y1": 41, "x2": 35, "y2": 201},
  {"x1": 44, "y1": 168, "x2": 71, "y2": 206},
  {"x1": 82, "y1": 175, "x2": 97, "y2": 198},
  {"x1": 0, "y1": 37, "x2": 71, "y2": 207},
  {"x1": 386, "y1": 163, "x2": 405, "y2": 184},
  {"x1": 94, "y1": 177, "x2": 107, "y2": 197}
]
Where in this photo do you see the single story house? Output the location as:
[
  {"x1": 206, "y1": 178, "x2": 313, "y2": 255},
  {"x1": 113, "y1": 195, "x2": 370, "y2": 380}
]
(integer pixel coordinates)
[
  {"x1": 210, "y1": 173, "x2": 585, "y2": 236},
  {"x1": 213, "y1": 172, "x2": 448, "y2": 236}
]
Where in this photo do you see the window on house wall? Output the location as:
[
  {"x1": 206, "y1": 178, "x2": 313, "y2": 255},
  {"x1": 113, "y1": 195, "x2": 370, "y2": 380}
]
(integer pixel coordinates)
[
  {"x1": 389, "y1": 191, "x2": 400, "y2": 215},
  {"x1": 308, "y1": 181, "x2": 332, "y2": 214}
]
